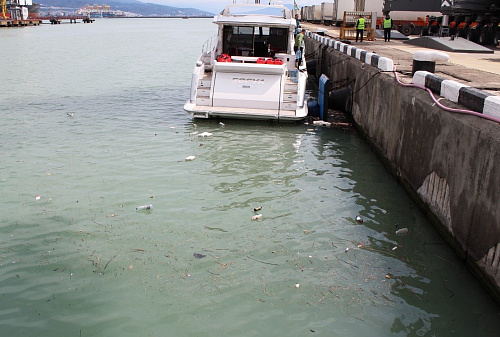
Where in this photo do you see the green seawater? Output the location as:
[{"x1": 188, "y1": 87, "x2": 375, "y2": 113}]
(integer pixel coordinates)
[{"x1": 0, "y1": 18, "x2": 498, "y2": 336}]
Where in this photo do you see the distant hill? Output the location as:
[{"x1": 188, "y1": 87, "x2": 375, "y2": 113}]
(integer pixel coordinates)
[{"x1": 39, "y1": 0, "x2": 214, "y2": 17}]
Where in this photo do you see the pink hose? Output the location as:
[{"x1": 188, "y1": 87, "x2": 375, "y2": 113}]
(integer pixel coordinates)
[{"x1": 393, "y1": 67, "x2": 500, "y2": 124}]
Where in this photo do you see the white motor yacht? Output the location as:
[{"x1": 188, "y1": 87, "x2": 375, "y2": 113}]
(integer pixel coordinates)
[{"x1": 184, "y1": 2, "x2": 308, "y2": 121}]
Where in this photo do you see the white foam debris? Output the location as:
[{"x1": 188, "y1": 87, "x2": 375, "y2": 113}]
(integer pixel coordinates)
[{"x1": 313, "y1": 121, "x2": 331, "y2": 127}]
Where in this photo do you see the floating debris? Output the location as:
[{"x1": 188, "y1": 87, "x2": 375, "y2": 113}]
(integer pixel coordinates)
[
  {"x1": 345, "y1": 247, "x2": 349, "y2": 253},
  {"x1": 185, "y1": 155, "x2": 196, "y2": 161},
  {"x1": 396, "y1": 228, "x2": 409, "y2": 236},
  {"x1": 295, "y1": 283, "x2": 300, "y2": 288},
  {"x1": 392, "y1": 246, "x2": 398, "y2": 251},
  {"x1": 193, "y1": 253, "x2": 206, "y2": 259},
  {"x1": 355, "y1": 215, "x2": 363, "y2": 223},
  {"x1": 253, "y1": 206, "x2": 262, "y2": 212},
  {"x1": 251, "y1": 214, "x2": 263, "y2": 220},
  {"x1": 136, "y1": 204, "x2": 153, "y2": 211},
  {"x1": 313, "y1": 120, "x2": 331, "y2": 127},
  {"x1": 198, "y1": 132, "x2": 213, "y2": 137},
  {"x1": 35, "y1": 195, "x2": 41, "y2": 200},
  {"x1": 66, "y1": 112, "x2": 74, "y2": 117},
  {"x1": 219, "y1": 122, "x2": 226, "y2": 128}
]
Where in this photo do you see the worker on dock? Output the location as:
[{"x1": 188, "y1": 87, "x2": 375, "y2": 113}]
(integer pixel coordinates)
[
  {"x1": 294, "y1": 14, "x2": 300, "y2": 35},
  {"x1": 356, "y1": 15, "x2": 365, "y2": 43},
  {"x1": 294, "y1": 28, "x2": 305, "y2": 67},
  {"x1": 383, "y1": 14, "x2": 393, "y2": 42}
]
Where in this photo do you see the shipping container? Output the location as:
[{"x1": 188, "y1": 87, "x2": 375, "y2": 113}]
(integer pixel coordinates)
[
  {"x1": 312, "y1": 5, "x2": 323, "y2": 23},
  {"x1": 321, "y1": 2, "x2": 334, "y2": 25},
  {"x1": 333, "y1": 0, "x2": 356, "y2": 26}
]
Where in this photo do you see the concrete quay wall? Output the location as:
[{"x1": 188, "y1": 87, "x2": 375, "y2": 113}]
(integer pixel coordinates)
[{"x1": 305, "y1": 36, "x2": 500, "y2": 301}]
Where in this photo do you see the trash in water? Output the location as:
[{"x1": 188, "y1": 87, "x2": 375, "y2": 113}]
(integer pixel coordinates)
[
  {"x1": 219, "y1": 122, "x2": 226, "y2": 128},
  {"x1": 385, "y1": 274, "x2": 391, "y2": 279},
  {"x1": 295, "y1": 283, "x2": 300, "y2": 288},
  {"x1": 253, "y1": 206, "x2": 262, "y2": 212},
  {"x1": 193, "y1": 253, "x2": 206, "y2": 259},
  {"x1": 251, "y1": 214, "x2": 263, "y2": 220},
  {"x1": 198, "y1": 132, "x2": 213, "y2": 137},
  {"x1": 392, "y1": 246, "x2": 398, "y2": 251},
  {"x1": 395, "y1": 228, "x2": 409, "y2": 236},
  {"x1": 185, "y1": 155, "x2": 196, "y2": 161},
  {"x1": 35, "y1": 195, "x2": 41, "y2": 200},
  {"x1": 345, "y1": 247, "x2": 349, "y2": 253},
  {"x1": 355, "y1": 215, "x2": 363, "y2": 223},
  {"x1": 136, "y1": 204, "x2": 153, "y2": 211},
  {"x1": 66, "y1": 112, "x2": 74, "y2": 117},
  {"x1": 313, "y1": 120, "x2": 331, "y2": 127},
  {"x1": 303, "y1": 230, "x2": 309, "y2": 234}
]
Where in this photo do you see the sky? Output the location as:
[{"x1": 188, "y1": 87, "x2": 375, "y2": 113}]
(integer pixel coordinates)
[{"x1": 141, "y1": 0, "x2": 318, "y2": 14}]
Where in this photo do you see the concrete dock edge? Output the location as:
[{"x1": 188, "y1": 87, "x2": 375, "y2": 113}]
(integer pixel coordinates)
[{"x1": 306, "y1": 34, "x2": 500, "y2": 303}]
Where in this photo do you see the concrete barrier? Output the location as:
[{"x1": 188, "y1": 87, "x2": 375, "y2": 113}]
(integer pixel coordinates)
[
  {"x1": 310, "y1": 32, "x2": 394, "y2": 71},
  {"x1": 305, "y1": 36, "x2": 500, "y2": 302},
  {"x1": 413, "y1": 70, "x2": 500, "y2": 119}
]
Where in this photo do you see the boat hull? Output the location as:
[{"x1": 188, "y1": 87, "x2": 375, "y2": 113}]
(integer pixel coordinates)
[
  {"x1": 184, "y1": 102, "x2": 308, "y2": 122},
  {"x1": 184, "y1": 3, "x2": 308, "y2": 122}
]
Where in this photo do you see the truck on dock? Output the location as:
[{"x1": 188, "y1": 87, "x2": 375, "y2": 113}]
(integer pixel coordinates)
[
  {"x1": 302, "y1": 0, "x2": 500, "y2": 45},
  {"x1": 383, "y1": 0, "x2": 500, "y2": 45},
  {"x1": 437, "y1": 0, "x2": 500, "y2": 45},
  {"x1": 304, "y1": 1, "x2": 384, "y2": 27},
  {"x1": 321, "y1": 2, "x2": 334, "y2": 25},
  {"x1": 382, "y1": 0, "x2": 441, "y2": 35},
  {"x1": 302, "y1": 0, "x2": 356, "y2": 26},
  {"x1": 311, "y1": 4, "x2": 322, "y2": 23}
]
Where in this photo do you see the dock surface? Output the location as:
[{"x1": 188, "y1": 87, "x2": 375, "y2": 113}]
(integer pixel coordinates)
[{"x1": 302, "y1": 23, "x2": 500, "y2": 96}]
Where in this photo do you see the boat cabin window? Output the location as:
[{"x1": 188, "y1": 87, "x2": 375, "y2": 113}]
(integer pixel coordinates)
[{"x1": 222, "y1": 25, "x2": 288, "y2": 57}]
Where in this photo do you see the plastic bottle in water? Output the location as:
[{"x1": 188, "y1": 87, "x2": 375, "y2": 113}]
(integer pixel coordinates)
[
  {"x1": 136, "y1": 204, "x2": 153, "y2": 211},
  {"x1": 395, "y1": 228, "x2": 409, "y2": 235}
]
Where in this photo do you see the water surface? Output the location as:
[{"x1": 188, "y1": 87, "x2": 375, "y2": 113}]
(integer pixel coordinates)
[{"x1": 0, "y1": 18, "x2": 499, "y2": 336}]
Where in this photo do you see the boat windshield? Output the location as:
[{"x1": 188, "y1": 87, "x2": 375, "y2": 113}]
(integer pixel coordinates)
[
  {"x1": 225, "y1": 6, "x2": 288, "y2": 18},
  {"x1": 222, "y1": 25, "x2": 289, "y2": 57}
]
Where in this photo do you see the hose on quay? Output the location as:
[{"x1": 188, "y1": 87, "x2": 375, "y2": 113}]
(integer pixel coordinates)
[{"x1": 393, "y1": 67, "x2": 500, "y2": 124}]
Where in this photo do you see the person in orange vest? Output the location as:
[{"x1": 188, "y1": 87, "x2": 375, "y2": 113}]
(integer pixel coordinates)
[
  {"x1": 383, "y1": 14, "x2": 393, "y2": 42},
  {"x1": 356, "y1": 15, "x2": 365, "y2": 42}
]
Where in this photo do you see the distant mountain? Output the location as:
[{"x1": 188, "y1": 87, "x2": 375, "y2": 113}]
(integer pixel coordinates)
[{"x1": 39, "y1": 0, "x2": 214, "y2": 17}]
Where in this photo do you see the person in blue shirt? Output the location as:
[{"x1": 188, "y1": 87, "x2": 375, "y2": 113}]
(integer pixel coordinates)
[{"x1": 295, "y1": 14, "x2": 300, "y2": 35}]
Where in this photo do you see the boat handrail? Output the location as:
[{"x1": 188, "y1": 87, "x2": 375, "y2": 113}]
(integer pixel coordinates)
[{"x1": 202, "y1": 34, "x2": 217, "y2": 54}]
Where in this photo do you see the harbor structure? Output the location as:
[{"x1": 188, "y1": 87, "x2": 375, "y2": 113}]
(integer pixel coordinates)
[{"x1": 302, "y1": 25, "x2": 500, "y2": 303}]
